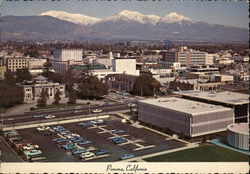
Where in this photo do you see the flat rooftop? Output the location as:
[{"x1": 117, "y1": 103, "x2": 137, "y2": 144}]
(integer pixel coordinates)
[
  {"x1": 139, "y1": 97, "x2": 231, "y2": 116},
  {"x1": 173, "y1": 90, "x2": 249, "y2": 105},
  {"x1": 227, "y1": 123, "x2": 249, "y2": 135}
]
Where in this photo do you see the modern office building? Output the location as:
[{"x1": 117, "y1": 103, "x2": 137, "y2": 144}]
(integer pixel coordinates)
[
  {"x1": 6, "y1": 57, "x2": 29, "y2": 71},
  {"x1": 227, "y1": 123, "x2": 249, "y2": 151},
  {"x1": 138, "y1": 97, "x2": 234, "y2": 137},
  {"x1": 161, "y1": 47, "x2": 206, "y2": 67},
  {"x1": 178, "y1": 50, "x2": 206, "y2": 66},
  {"x1": 53, "y1": 49, "x2": 83, "y2": 62},
  {"x1": 173, "y1": 90, "x2": 249, "y2": 123}
]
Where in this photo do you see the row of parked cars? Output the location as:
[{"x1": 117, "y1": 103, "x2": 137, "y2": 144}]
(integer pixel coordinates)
[
  {"x1": 49, "y1": 125, "x2": 110, "y2": 160},
  {"x1": 3, "y1": 130, "x2": 45, "y2": 161}
]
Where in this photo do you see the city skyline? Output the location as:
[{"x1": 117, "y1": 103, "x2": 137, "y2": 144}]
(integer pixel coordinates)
[{"x1": 1, "y1": 0, "x2": 249, "y2": 28}]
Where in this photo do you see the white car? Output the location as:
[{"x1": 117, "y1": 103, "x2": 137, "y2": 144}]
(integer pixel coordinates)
[
  {"x1": 79, "y1": 151, "x2": 95, "y2": 159},
  {"x1": 22, "y1": 144, "x2": 39, "y2": 151},
  {"x1": 127, "y1": 103, "x2": 136, "y2": 107},
  {"x1": 45, "y1": 115, "x2": 56, "y2": 119},
  {"x1": 90, "y1": 119, "x2": 104, "y2": 124},
  {"x1": 92, "y1": 109, "x2": 102, "y2": 113}
]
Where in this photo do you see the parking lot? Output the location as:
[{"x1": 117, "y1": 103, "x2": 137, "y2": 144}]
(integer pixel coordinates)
[{"x1": 3, "y1": 116, "x2": 186, "y2": 162}]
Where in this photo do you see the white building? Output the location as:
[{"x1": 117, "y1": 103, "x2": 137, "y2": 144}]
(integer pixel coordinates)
[
  {"x1": 28, "y1": 58, "x2": 47, "y2": 69},
  {"x1": 227, "y1": 123, "x2": 249, "y2": 151},
  {"x1": 205, "y1": 53, "x2": 215, "y2": 65},
  {"x1": 138, "y1": 97, "x2": 234, "y2": 137},
  {"x1": 173, "y1": 90, "x2": 249, "y2": 123},
  {"x1": 112, "y1": 59, "x2": 140, "y2": 76},
  {"x1": 18, "y1": 75, "x2": 65, "y2": 102},
  {"x1": 53, "y1": 49, "x2": 83, "y2": 62}
]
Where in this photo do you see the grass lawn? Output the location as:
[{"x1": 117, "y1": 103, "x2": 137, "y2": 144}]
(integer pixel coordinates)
[
  {"x1": 145, "y1": 144, "x2": 249, "y2": 162},
  {"x1": 33, "y1": 103, "x2": 86, "y2": 111}
]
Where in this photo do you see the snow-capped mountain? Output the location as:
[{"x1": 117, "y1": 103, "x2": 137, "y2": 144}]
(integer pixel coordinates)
[
  {"x1": 159, "y1": 12, "x2": 192, "y2": 24},
  {"x1": 2, "y1": 10, "x2": 248, "y2": 42},
  {"x1": 104, "y1": 10, "x2": 161, "y2": 25},
  {"x1": 39, "y1": 10, "x2": 101, "y2": 26}
]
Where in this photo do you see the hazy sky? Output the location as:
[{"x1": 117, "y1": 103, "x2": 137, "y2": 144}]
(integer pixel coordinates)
[{"x1": 1, "y1": 0, "x2": 249, "y2": 28}]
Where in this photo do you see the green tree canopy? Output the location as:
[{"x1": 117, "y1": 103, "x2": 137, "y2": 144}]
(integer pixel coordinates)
[
  {"x1": 16, "y1": 68, "x2": 32, "y2": 83},
  {"x1": 4, "y1": 70, "x2": 15, "y2": 85},
  {"x1": 0, "y1": 81, "x2": 24, "y2": 107},
  {"x1": 78, "y1": 75, "x2": 109, "y2": 99},
  {"x1": 131, "y1": 74, "x2": 161, "y2": 96}
]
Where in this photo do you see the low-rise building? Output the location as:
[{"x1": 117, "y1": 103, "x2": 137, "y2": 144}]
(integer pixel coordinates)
[
  {"x1": 6, "y1": 57, "x2": 29, "y2": 71},
  {"x1": 105, "y1": 74, "x2": 137, "y2": 92},
  {"x1": 138, "y1": 97, "x2": 234, "y2": 137},
  {"x1": 18, "y1": 75, "x2": 65, "y2": 102},
  {"x1": 173, "y1": 90, "x2": 249, "y2": 123},
  {"x1": 227, "y1": 123, "x2": 249, "y2": 151}
]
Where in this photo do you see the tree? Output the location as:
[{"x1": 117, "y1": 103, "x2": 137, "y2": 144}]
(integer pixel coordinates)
[
  {"x1": 42, "y1": 61, "x2": 63, "y2": 83},
  {"x1": 16, "y1": 68, "x2": 32, "y2": 83},
  {"x1": 78, "y1": 75, "x2": 109, "y2": 99},
  {"x1": 37, "y1": 89, "x2": 48, "y2": 107},
  {"x1": 68, "y1": 89, "x2": 77, "y2": 104},
  {"x1": 4, "y1": 70, "x2": 15, "y2": 85},
  {"x1": 53, "y1": 89, "x2": 61, "y2": 105},
  {"x1": 131, "y1": 74, "x2": 161, "y2": 96},
  {"x1": 64, "y1": 67, "x2": 77, "y2": 92},
  {"x1": 0, "y1": 81, "x2": 24, "y2": 107}
]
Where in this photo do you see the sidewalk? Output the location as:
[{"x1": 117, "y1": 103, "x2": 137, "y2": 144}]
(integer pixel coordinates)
[
  {"x1": 122, "y1": 143, "x2": 200, "y2": 162},
  {"x1": 4, "y1": 98, "x2": 105, "y2": 116}
]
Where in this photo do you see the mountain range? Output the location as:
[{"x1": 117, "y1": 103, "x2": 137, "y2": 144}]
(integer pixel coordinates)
[{"x1": 1, "y1": 10, "x2": 248, "y2": 42}]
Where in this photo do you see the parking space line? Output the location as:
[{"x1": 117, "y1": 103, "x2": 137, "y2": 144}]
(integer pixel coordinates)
[
  {"x1": 97, "y1": 131, "x2": 109, "y2": 134},
  {"x1": 133, "y1": 145, "x2": 156, "y2": 151}
]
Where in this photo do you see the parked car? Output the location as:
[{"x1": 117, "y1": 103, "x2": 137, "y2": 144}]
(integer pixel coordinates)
[
  {"x1": 111, "y1": 129, "x2": 125, "y2": 134},
  {"x1": 77, "y1": 140, "x2": 92, "y2": 146},
  {"x1": 119, "y1": 154, "x2": 135, "y2": 160},
  {"x1": 79, "y1": 122, "x2": 92, "y2": 127},
  {"x1": 9, "y1": 137, "x2": 24, "y2": 144},
  {"x1": 22, "y1": 144, "x2": 39, "y2": 151},
  {"x1": 92, "y1": 109, "x2": 102, "y2": 113},
  {"x1": 55, "y1": 138, "x2": 69, "y2": 144},
  {"x1": 45, "y1": 115, "x2": 55, "y2": 119},
  {"x1": 62, "y1": 143, "x2": 77, "y2": 150},
  {"x1": 79, "y1": 151, "x2": 95, "y2": 159},
  {"x1": 71, "y1": 148, "x2": 87, "y2": 155},
  {"x1": 95, "y1": 149, "x2": 110, "y2": 156},
  {"x1": 4, "y1": 130, "x2": 19, "y2": 137},
  {"x1": 33, "y1": 114, "x2": 45, "y2": 118},
  {"x1": 112, "y1": 137, "x2": 128, "y2": 144},
  {"x1": 90, "y1": 119, "x2": 104, "y2": 124},
  {"x1": 24, "y1": 149, "x2": 43, "y2": 156}
]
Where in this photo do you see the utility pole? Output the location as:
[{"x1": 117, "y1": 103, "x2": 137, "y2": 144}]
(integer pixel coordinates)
[{"x1": 87, "y1": 102, "x2": 91, "y2": 116}]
